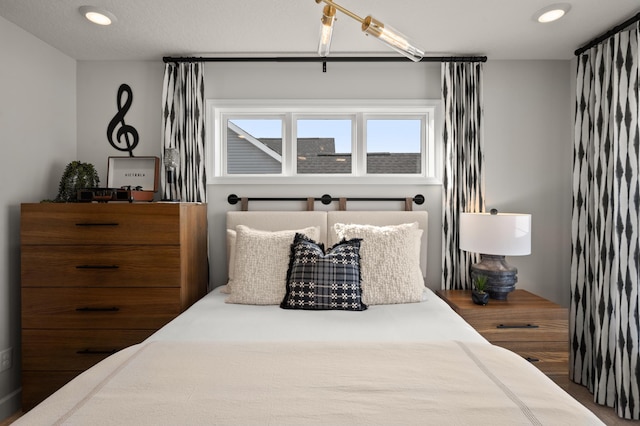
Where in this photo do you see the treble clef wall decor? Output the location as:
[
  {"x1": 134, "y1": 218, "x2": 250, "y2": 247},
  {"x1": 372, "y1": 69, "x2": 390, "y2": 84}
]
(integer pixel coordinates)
[{"x1": 107, "y1": 83, "x2": 139, "y2": 157}]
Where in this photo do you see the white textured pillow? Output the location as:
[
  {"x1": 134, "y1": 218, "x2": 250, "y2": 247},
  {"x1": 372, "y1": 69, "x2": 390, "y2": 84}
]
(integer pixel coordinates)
[
  {"x1": 334, "y1": 222, "x2": 424, "y2": 305},
  {"x1": 226, "y1": 225, "x2": 320, "y2": 305}
]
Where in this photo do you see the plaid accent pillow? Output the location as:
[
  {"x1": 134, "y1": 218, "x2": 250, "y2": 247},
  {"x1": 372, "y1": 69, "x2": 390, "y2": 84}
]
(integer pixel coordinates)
[{"x1": 281, "y1": 234, "x2": 367, "y2": 311}]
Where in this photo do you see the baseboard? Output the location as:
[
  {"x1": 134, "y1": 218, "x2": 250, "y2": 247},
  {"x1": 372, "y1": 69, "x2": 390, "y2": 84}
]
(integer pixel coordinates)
[{"x1": 0, "y1": 388, "x2": 21, "y2": 423}]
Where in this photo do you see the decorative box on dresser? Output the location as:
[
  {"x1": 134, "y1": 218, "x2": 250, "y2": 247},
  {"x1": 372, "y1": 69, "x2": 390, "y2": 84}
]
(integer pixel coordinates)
[
  {"x1": 436, "y1": 289, "x2": 568, "y2": 377},
  {"x1": 20, "y1": 202, "x2": 208, "y2": 410}
]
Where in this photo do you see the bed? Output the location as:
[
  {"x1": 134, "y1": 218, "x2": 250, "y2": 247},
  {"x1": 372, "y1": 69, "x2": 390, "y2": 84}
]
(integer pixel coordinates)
[{"x1": 15, "y1": 211, "x2": 603, "y2": 425}]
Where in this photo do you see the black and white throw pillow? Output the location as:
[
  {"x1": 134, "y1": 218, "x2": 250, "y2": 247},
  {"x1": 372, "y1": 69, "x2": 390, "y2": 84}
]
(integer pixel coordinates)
[{"x1": 281, "y1": 233, "x2": 367, "y2": 311}]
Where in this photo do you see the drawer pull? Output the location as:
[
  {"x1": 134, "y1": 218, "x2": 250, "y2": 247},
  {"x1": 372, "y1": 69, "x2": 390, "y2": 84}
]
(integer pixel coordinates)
[
  {"x1": 75, "y1": 222, "x2": 119, "y2": 227},
  {"x1": 75, "y1": 265, "x2": 119, "y2": 269},
  {"x1": 497, "y1": 324, "x2": 539, "y2": 329},
  {"x1": 525, "y1": 357, "x2": 540, "y2": 363},
  {"x1": 75, "y1": 307, "x2": 120, "y2": 312},
  {"x1": 77, "y1": 349, "x2": 118, "y2": 355}
]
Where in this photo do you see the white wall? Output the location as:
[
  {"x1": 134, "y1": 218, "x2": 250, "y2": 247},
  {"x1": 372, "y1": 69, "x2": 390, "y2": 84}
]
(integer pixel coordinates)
[
  {"x1": 201, "y1": 61, "x2": 574, "y2": 306},
  {"x1": 203, "y1": 61, "x2": 444, "y2": 290},
  {"x1": 483, "y1": 61, "x2": 573, "y2": 306},
  {"x1": 72, "y1": 60, "x2": 574, "y2": 306},
  {"x1": 0, "y1": 16, "x2": 77, "y2": 418},
  {"x1": 77, "y1": 62, "x2": 164, "y2": 183}
]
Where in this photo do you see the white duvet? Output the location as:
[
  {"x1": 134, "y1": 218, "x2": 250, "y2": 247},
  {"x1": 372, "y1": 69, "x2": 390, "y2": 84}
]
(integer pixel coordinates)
[
  {"x1": 148, "y1": 286, "x2": 486, "y2": 343},
  {"x1": 18, "y1": 340, "x2": 602, "y2": 425},
  {"x1": 16, "y1": 288, "x2": 604, "y2": 425}
]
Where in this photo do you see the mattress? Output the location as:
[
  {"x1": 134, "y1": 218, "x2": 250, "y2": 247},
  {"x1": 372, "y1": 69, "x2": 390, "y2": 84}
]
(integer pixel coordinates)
[
  {"x1": 147, "y1": 286, "x2": 487, "y2": 343},
  {"x1": 15, "y1": 288, "x2": 604, "y2": 425}
]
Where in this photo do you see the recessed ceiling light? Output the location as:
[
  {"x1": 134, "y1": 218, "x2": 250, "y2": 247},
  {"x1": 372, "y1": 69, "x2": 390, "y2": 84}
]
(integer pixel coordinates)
[
  {"x1": 79, "y1": 6, "x2": 117, "y2": 26},
  {"x1": 533, "y1": 3, "x2": 571, "y2": 23}
]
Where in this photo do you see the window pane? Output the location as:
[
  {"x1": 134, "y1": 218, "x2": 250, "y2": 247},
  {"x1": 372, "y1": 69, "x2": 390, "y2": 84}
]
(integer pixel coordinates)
[
  {"x1": 296, "y1": 119, "x2": 352, "y2": 174},
  {"x1": 366, "y1": 119, "x2": 422, "y2": 174},
  {"x1": 227, "y1": 119, "x2": 282, "y2": 174}
]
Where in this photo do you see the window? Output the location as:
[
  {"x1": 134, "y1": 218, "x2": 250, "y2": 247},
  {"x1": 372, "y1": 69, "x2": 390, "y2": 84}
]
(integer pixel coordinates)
[
  {"x1": 366, "y1": 118, "x2": 422, "y2": 174},
  {"x1": 296, "y1": 118, "x2": 352, "y2": 174},
  {"x1": 227, "y1": 118, "x2": 283, "y2": 174},
  {"x1": 208, "y1": 100, "x2": 440, "y2": 184}
]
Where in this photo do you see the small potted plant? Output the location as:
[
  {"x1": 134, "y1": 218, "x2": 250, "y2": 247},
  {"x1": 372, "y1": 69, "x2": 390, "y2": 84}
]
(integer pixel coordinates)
[
  {"x1": 53, "y1": 161, "x2": 100, "y2": 202},
  {"x1": 472, "y1": 275, "x2": 490, "y2": 305}
]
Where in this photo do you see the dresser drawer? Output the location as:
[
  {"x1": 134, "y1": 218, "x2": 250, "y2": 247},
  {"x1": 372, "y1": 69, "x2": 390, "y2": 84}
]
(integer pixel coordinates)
[
  {"x1": 22, "y1": 371, "x2": 81, "y2": 411},
  {"x1": 22, "y1": 245, "x2": 180, "y2": 287},
  {"x1": 21, "y1": 203, "x2": 182, "y2": 245},
  {"x1": 22, "y1": 329, "x2": 153, "y2": 371},
  {"x1": 466, "y1": 315, "x2": 568, "y2": 342},
  {"x1": 22, "y1": 287, "x2": 181, "y2": 329}
]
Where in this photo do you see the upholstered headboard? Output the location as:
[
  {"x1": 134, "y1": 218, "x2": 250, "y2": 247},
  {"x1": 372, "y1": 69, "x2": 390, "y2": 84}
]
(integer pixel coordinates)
[
  {"x1": 226, "y1": 211, "x2": 329, "y2": 245},
  {"x1": 226, "y1": 210, "x2": 428, "y2": 277}
]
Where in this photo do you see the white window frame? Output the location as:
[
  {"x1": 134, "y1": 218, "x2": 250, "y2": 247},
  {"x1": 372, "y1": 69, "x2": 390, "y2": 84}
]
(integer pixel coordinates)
[{"x1": 207, "y1": 99, "x2": 442, "y2": 185}]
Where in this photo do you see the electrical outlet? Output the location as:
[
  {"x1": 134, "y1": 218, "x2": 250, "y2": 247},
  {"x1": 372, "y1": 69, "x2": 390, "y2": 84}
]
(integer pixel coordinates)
[{"x1": 0, "y1": 348, "x2": 12, "y2": 372}]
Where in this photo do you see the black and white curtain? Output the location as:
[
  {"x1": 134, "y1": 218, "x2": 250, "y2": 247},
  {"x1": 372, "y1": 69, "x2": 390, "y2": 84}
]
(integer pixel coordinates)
[
  {"x1": 161, "y1": 62, "x2": 207, "y2": 202},
  {"x1": 571, "y1": 22, "x2": 640, "y2": 420},
  {"x1": 441, "y1": 62, "x2": 486, "y2": 290}
]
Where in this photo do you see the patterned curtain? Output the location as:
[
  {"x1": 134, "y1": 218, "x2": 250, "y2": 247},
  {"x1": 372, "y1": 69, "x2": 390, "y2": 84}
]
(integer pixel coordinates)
[
  {"x1": 441, "y1": 62, "x2": 486, "y2": 290},
  {"x1": 161, "y1": 62, "x2": 207, "y2": 202},
  {"x1": 571, "y1": 22, "x2": 640, "y2": 420}
]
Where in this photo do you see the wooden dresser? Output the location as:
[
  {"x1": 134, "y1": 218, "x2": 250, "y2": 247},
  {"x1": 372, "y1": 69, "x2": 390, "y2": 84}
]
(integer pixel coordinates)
[
  {"x1": 436, "y1": 289, "x2": 568, "y2": 377},
  {"x1": 20, "y1": 202, "x2": 208, "y2": 410}
]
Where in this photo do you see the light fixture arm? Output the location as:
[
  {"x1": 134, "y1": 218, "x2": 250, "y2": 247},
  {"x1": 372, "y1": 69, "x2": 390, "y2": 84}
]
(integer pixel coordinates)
[
  {"x1": 316, "y1": 0, "x2": 364, "y2": 24},
  {"x1": 314, "y1": 0, "x2": 424, "y2": 62}
]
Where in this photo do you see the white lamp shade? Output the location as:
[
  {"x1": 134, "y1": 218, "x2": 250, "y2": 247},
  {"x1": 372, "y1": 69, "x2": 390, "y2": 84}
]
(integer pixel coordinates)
[{"x1": 459, "y1": 212, "x2": 531, "y2": 256}]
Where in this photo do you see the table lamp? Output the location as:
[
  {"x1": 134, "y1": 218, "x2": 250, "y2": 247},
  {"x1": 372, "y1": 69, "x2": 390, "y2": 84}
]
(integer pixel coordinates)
[
  {"x1": 459, "y1": 210, "x2": 531, "y2": 300},
  {"x1": 163, "y1": 148, "x2": 180, "y2": 202}
]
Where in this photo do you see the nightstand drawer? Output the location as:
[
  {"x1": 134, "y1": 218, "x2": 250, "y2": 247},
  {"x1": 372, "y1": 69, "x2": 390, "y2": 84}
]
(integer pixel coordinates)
[
  {"x1": 436, "y1": 289, "x2": 569, "y2": 377},
  {"x1": 21, "y1": 203, "x2": 181, "y2": 245},
  {"x1": 466, "y1": 317, "x2": 568, "y2": 342},
  {"x1": 498, "y1": 341, "x2": 568, "y2": 376},
  {"x1": 21, "y1": 245, "x2": 180, "y2": 287},
  {"x1": 22, "y1": 329, "x2": 152, "y2": 371},
  {"x1": 22, "y1": 287, "x2": 181, "y2": 329}
]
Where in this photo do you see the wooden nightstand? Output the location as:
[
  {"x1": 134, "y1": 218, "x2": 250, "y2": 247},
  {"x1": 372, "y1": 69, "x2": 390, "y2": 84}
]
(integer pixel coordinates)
[{"x1": 436, "y1": 289, "x2": 568, "y2": 376}]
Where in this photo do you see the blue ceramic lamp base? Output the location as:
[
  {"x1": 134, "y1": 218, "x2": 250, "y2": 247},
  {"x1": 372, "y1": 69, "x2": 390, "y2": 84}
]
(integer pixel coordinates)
[{"x1": 470, "y1": 254, "x2": 517, "y2": 300}]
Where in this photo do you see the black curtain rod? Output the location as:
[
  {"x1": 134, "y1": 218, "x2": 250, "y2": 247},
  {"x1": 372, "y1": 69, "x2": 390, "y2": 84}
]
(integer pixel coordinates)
[
  {"x1": 575, "y1": 11, "x2": 640, "y2": 56},
  {"x1": 227, "y1": 194, "x2": 425, "y2": 205},
  {"x1": 162, "y1": 56, "x2": 487, "y2": 64}
]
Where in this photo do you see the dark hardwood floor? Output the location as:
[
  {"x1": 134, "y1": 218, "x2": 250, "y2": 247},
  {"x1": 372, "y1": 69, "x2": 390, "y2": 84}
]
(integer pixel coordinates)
[{"x1": 551, "y1": 375, "x2": 639, "y2": 425}]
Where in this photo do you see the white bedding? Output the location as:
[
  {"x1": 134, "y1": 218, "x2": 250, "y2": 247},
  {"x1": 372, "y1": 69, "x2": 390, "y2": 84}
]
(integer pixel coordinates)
[
  {"x1": 16, "y1": 287, "x2": 604, "y2": 426},
  {"x1": 148, "y1": 287, "x2": 487, "y2": 343},
  {"x1": 17, "y1": 341, "x2": 603, "y2": 426}
]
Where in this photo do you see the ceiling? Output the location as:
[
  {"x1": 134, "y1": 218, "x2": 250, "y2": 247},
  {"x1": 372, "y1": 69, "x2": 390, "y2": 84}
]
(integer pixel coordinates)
[{"x1": 1, "y1": 0, "x2": 639, "y2": 61}]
